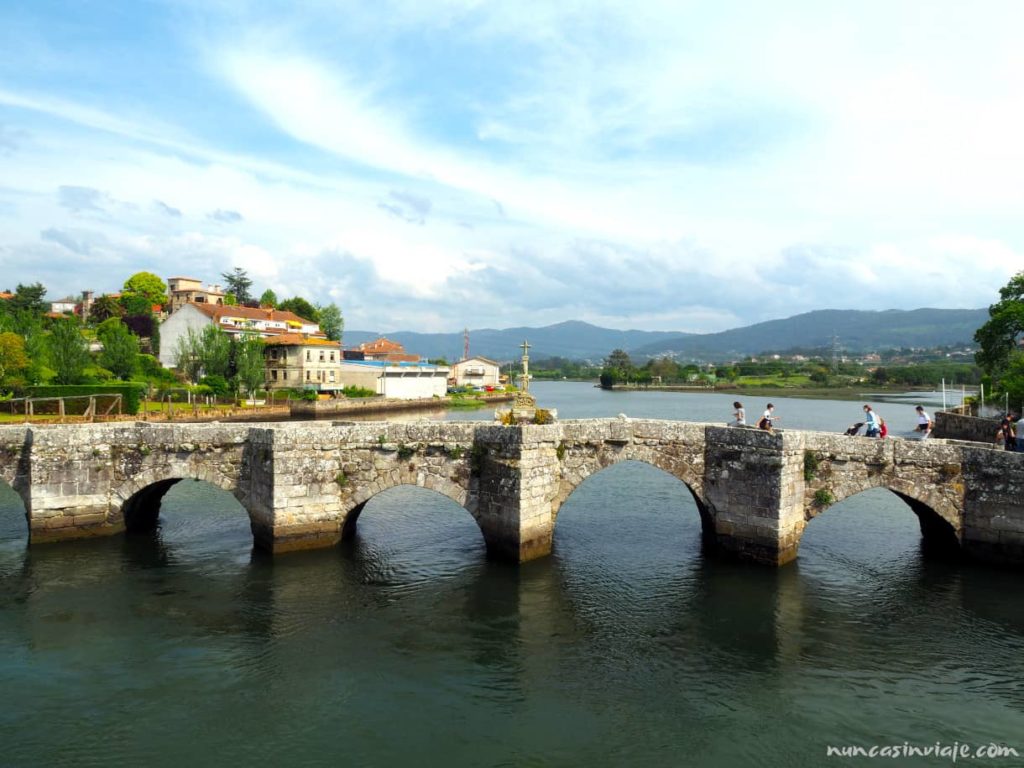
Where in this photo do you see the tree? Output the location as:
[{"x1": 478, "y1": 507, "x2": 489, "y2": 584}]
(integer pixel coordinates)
[
  {"x1": 224, "y1": 293, "x2": 238, "y2": 306},
  {"x1": 173, "y1": 328, "x2": 204, "y2": 383},
  {"x1": 221, "y1": 268, "x2": 253, "y2": 305},
  {"x1": 259, "y1": 289, "x2": 278, "y2": 308},
  {"x1": 6, "y1": 283, "x2": 47, "y2": 316},
  {"x1": 0, "y1": 332, "x2": 29, "y2": 391},
  {"x1": 122, "y1": 272, "x2": 168, "y2": 306},
  {"x1": 602, "y1": 348, "x2": 635, "y2": 385},
  {"x1": 97, "y1": 319, "x2": 140, "y2": 380},
  {"x1": 277, "y1": 297, "x2": 319, "y2": 323},
  {"x1": 317, "y1": 302, "x2": 343, "y2": 342},
  {"x1": 234, "y1": 333, "x2": 265, "y2": 402},
  {"x1": 89, "y1": 294, "x2": 124, "y2": 324},
  {"x1": 199, "y1": 324, "x2": 231, "y2": 379},
  {"x1": 975, "y1": 271, "x2": 1024, "y2": 378},
  {"x1": 48, "y1": 318, "x2": 90, "y2": 384},
  {"x1": 119, "y1": 293, "x2": 153, "y2": 318}
]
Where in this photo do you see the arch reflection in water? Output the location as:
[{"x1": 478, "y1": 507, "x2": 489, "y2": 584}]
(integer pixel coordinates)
[
  {"x1": 340, "y1": 484, "x2": 487, "y2": 588},
  {"x1": 122, "y1": 479, "x2": 255, "y2": 568}
]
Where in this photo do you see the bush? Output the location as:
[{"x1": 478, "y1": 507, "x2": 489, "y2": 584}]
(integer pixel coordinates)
[
  {"x1": 28, "y1": 383, "x2": 146, "y2": 414},
  {"x1": 533, "y1": 408, "x2": 554, "y2": 424},
  {"x1": 342, "y1": 385, "x2": 376, "y2": 398},
  {"x1": 199, "y1": 374, "x2": 231, "y2": 397},
  {"x1": 137, "y1": 354, "x2": 178, "y2": 385}
]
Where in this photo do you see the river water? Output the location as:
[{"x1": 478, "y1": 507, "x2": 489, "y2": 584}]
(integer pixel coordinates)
[{"x1": 0, "y1": 383, "x2": 1021, "y2": 767}]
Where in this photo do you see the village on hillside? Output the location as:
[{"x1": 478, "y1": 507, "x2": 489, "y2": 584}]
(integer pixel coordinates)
[{"x1": 0, "y1": 270, "x2": 508, "y2": 418}]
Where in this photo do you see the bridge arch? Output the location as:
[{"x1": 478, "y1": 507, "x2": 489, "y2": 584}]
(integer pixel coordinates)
[
  {"x1": 112, "y1": 464, "x2": 247, "y2": 534},
  {"x1": 340, "y1": 466, "x2": 477, "y2": 540},
  {"x1": 555, "y1": 456, "x2": 713, "y2": 536},
  {"x1": 805, "y1": 481, "x2": 961, "y2": 555}
]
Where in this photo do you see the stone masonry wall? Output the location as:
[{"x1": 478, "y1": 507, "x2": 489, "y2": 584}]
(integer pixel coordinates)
[
  {"x1": 933, "y1": 411, "x2": 1001, "y2": 444},
  {"x1": 703, "y1": 426, "x2": 800, "y2": 565},
  {"x1": 262, "y1": 421, "x2": 478, "y2": 552},
  {"x1": 27, "y1": 422, "x2": 252, "y2": 542},
  {"x1": 3, "y1": 419, "x2": 1024, "y2": 568}
]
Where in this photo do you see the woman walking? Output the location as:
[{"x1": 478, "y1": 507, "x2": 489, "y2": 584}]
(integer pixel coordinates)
[{"x1": 729, "y1": 401, "x2": 746, "y2": 427}]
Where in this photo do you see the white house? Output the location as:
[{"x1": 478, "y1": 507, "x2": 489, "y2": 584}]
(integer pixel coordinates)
[
  {"x1": 339, "y1": 360, "x2": 450, "y2": 399},
  {"x1": 450, "y1": 356, "x2": 502, "y2": 388},
  {"x1": 159, "y1": 302, "x2": 322, "y2": 368}
]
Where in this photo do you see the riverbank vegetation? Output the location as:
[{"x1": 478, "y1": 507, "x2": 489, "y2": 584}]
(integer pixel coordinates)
[{"x1": 596, "y1": 348, "x2": 981, "y2": 393}]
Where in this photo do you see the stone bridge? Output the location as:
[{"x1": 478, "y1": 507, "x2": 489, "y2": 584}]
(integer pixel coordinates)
[{"x1": 0, "y1": 418, "x2": 1022, "y2": 567}]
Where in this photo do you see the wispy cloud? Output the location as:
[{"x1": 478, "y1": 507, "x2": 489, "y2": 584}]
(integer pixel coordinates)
[
  {"x1": 0, "y1": 0, "x2": 1021, "y2": 334},
  {"x1": 208, "y1": 208, "x2": 243, "y2": 223},
  {"x1": 154, "y1": 200, "x2": 182, "y2": 217}
]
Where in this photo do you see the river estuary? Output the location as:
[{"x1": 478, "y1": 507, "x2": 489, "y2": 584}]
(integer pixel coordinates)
[{"x1": 0, "y1": 383, "x2": 1021, "y2": 766}]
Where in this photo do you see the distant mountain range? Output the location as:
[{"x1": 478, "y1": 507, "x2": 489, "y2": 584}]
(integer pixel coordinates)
[
  {"x1": 345, "y1": 308, "x2": 988, "y2": 363},
  {"x1": 344, "y1": 320, "x2": 691, "y2": 362}
]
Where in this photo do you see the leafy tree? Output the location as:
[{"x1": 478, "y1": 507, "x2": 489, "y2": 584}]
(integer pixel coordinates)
[
  {"x1": 173, "y1": 328, "x2": 204, "y2": 383},
  {"x1": 428, "y1": 357, "x2": 449, "y2": 366},
  {"x1": 89, "y1": 294, "x2": 124, "y2": 324},
  {"x1": 122, "y1": 314, "x2": 156, "y2": 339},
  {"x1": 199, "y1": 374, "x2": 231, "y2": 398},
  {"x1": 199, "y1": 324, "x2": 231, "y2": 379},
  {"x1": 48, "y1": 318, "x2": 90, "y2": 384},
  {"x1": 221, "y1": 268, "x2": 253, "y2": 305},
  {"x1": 97, "y1": 319, "x2": 140, "y2": 380},
  {"x1": 122, "y1": 272, "x2": 168, "y2": 306},
  {"x1": 277, "y1": 297, "x2": 319, "y2": 323},
  {"x1": 601, "y1": 348, "x2": 635, "y2": 385},
  {"x1": 259, "y1": 289, "x2": 278, "y2": 308},
  {"x1": 119, "y1": 293, "x2": 153, "y2": 318},
  {"x1": 975, "y1": 271, "x2": 1024, "y2": 378},
  {"x1": 234, "y1": 333, "x2": 265, "y2": 401},
  {"x1": 224, "y1": 293, "x2": 238, "y2": 306},
  {"x1": 8, "y1": 283, "x2": 47, "y2": 315},
  {"x1": 316, "y1": 302, "x2": 343, "y2": 342},
  {"x1": 0, "y1": 332, "x2": 30, "y2": 391}
]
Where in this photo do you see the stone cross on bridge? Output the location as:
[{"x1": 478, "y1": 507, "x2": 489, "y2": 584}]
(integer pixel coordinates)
[{"x1": 0, "y1": 419, "x2": 1022, "y2": 567}]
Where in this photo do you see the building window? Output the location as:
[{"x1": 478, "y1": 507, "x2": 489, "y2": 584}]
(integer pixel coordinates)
[
  {"x1": 329, "y1": 371, "x2": 335, "y2": 382},
  {"x1": 330, "y1": 352, "x2": 335, "y2": 362},
  {"x1": 319, "y1": 351, "x2": 325, "y2": 362},
  {"x1": 306, "y1": 351, "x2": 311, "y2": 362},
  {"x1": 270, "y1": 349, "x2": 278, "y2": 360},
  {"x1": 306, "y1": 371, "x2": 310, "y2": 381},
  {"x1": 271, "y1": 370, "x2": 278, "y2": 381}
]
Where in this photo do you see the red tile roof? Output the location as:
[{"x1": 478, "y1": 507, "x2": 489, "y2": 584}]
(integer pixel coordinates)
[
  {"x1": 189, "y1": 301, "x2": 315, "y2": 325},
  {"x1": 358, "y1": 337, "x2": 406, "y2": 354}
]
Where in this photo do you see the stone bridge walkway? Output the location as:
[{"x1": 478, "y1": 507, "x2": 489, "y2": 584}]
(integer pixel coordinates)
[{"x1": 0, "y1": 419, "x2": 1021, "y2": 567}]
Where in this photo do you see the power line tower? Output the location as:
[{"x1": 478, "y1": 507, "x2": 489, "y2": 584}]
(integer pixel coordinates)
[
  {"x1": 831, "y1": 331, "x2": 840, "y2": 373},
  {"x1": 463, "y1": 327, "x2": 470, "y2": 361}
]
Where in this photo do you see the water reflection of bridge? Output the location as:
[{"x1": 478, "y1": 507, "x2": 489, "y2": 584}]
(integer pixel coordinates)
[{"x1": 0, "y1": 418, "x2": 1021, "y2": 567}]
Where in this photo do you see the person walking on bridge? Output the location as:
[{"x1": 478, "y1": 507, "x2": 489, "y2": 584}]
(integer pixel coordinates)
[
  {"x1": 757, "y1": 403, "x2": 777, "y2": 431},
  {"x1": 996, "y1": 412, "x2": 1016, "y2": 451},
  {"x1": 729, "y1": 401, "x2": 746, "y2": 427},
  {"x1": 863, "y1": 405, "x2": 882, "y2": 438},
  {"x1": 914, "y1": 406, "x2": 932, "y2": 438}
]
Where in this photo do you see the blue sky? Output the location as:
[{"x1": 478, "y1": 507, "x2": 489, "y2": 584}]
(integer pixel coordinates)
[{"x1": 1, "y1": 0, "x2": 1022, "y2": 332}]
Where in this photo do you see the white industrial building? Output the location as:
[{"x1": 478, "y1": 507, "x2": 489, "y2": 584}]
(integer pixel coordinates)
[{"x1": 339, "y1": 360, "x2": 450, "y2": 399}]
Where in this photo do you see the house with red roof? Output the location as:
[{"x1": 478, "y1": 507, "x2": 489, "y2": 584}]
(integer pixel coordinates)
[{"x1": 159, "y1": 301, "x2": 323, "y2": 368}]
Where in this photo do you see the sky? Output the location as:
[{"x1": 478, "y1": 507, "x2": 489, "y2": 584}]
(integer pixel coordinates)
[{"x1": 0, "y1": 0, "x2": 1022, "y2": 333}]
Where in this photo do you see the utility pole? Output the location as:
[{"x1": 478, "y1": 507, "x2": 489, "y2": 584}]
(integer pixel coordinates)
[
  {"x1": 831, "y1": 331, "x2": 840, "y2": 374},
  {"x1": 463, "y1": 327, "x2": 469, "y2": 361}
]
